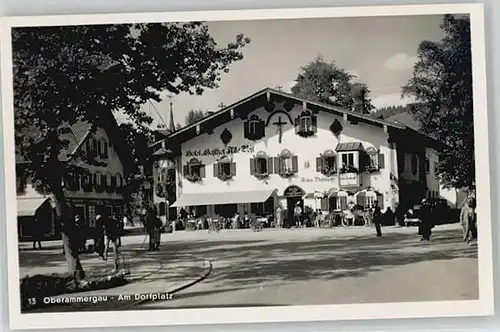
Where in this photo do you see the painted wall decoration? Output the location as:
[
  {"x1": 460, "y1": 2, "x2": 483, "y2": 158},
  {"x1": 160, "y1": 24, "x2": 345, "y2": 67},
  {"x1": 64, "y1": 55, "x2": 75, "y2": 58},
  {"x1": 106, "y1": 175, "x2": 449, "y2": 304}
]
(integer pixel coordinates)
[{"x1": 220, "y1": 128, "x2": 233, "y2": 146}]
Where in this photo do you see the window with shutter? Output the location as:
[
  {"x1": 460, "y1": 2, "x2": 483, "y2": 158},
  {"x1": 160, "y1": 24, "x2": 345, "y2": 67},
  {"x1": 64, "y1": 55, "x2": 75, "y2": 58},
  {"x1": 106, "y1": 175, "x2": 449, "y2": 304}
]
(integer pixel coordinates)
[
  {"x1": 266, "y1": 157, "x2": 273, "y2": 175},
  {"x1": 249, "y1": 158, "x2": 256, "y2": 175},
  {"x1": 356, "y1": 192, "x2": 366, "y2": 208},
  {"x1": 273, "y1": 157, "x2": 280, "y2": 174},
  {"x1": 316, "y1": 157, "x2": 323, "y2": 172},
  {"x1": 243, "y1": 115, "x2": 265, "y2": 141},
  {"x1": 378, "y1": 153, "x2": 385, "y2": 169},
  {"x1": 291, "y1": 156, "x2": 298, "y2": 173},
  {"x1": 230, "y1": 162, "x2": 236, "y2": 176},
  {"x1": 213, "y1": 163, "x2": 218, "y2": 177},
  {"x1": 295, "y1": 111, "x2": 317, "y2": 137},
  {"x1": 339, "y1": 196, "x2": 348, "y2": 210},
  {"x1": 318, "y1": 150, "x2": 337, "y2": 175},
  {"x1": 184, "y1": 158, "x2": 205, "y2": 181},
  {"x1": 320, "y1": 197, "x2": 328, "y2": 211}
]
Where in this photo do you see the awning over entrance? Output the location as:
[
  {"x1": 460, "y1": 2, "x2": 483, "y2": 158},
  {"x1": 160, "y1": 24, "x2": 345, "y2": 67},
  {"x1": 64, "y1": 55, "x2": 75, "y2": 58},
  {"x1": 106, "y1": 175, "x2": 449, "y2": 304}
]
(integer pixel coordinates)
[
  {"x1": 170, "y1": 190, "x2": 276, "y2": 208},
  {"x1": 17, "y1": 197, "x2": 51, "y2": 217},
  {"x1": 335, "y1": 142, "x2": 364, "y2": 152}
]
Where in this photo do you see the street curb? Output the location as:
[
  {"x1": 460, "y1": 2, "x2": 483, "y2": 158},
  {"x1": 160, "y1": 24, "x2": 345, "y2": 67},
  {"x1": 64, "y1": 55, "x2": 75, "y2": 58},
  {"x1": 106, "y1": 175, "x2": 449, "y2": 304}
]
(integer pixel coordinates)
[{"x1": 126, "y1": 257, "x2": 213, "y2": 309}]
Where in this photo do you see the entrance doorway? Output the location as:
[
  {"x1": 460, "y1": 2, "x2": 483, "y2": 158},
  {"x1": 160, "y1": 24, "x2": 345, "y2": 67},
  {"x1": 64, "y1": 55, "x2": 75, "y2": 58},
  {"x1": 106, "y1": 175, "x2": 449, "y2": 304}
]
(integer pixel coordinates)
[{"x1": 283, "y1": 185, "x2": 305, "y2": 228}]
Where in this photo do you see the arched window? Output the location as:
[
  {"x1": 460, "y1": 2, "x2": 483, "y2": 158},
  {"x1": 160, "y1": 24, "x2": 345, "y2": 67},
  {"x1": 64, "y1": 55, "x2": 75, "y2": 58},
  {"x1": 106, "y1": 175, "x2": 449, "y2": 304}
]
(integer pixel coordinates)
[
  {"x1": 365, "y1": 190, "x2": 377, "y2": 209},
  {"x1": 316, "y1": 149, "x2": 337, "y2": 175},
  {"x1": 159, "y1": 202, "x2": 166, "y2": 216},
  {"x1": 243, "y1": 115, "x2": 265, "y2": 141},
  {"x1": 295, "y1": 110, "x2": 317, "y2": 136},
  {"x1": 213, "y1": 155, "x2": 236, "y2": 180},
  {"x1": 183, "y1": 158, "x2": 206, "y2": 182},
  {"x1": 337, "y1": 191, "x2": 348, "y2": 210},
  {"x1": 250, "y1": 151, "x2": 272, "y2": 178},
  {"x1": 276, "y1": 149, "x2": 298, "y2": 176}
]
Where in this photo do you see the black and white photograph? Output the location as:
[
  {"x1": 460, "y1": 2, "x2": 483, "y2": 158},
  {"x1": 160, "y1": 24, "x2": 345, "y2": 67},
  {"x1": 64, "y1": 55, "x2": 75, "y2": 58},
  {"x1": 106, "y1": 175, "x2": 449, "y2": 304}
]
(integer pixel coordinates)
[{"x1": 0, "y1": 3, "x2": 493, "y2": 330}]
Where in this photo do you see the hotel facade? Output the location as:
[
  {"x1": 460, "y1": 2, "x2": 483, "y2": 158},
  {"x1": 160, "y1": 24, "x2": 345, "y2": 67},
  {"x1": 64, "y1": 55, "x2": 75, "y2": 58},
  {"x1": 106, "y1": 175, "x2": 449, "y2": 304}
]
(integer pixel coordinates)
[{"x1": 158, "y1": 88, "x2": 450, "y2": 224}]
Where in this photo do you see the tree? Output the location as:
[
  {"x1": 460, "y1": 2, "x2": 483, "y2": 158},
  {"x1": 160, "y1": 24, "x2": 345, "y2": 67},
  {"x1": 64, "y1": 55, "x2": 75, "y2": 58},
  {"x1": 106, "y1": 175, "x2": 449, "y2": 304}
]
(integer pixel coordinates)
[
  {"x1": 118, "y1": 123, "x2": 155, "y2": 219},
  {"x1": 185, "y1": 109, "x2": 206, "y2": 125},
  {"x1": 13, "y1": 22, "x2": 250, "y2": 279},
  {"x1": 402, "y1": 15, "x2": 474, "y2": 190},
  {"x1": 372, "y1": 105, "x2": 409, "y2": 119},
  {"x1": 291, "y1": 56, "x2": 374, "y2": 113}
]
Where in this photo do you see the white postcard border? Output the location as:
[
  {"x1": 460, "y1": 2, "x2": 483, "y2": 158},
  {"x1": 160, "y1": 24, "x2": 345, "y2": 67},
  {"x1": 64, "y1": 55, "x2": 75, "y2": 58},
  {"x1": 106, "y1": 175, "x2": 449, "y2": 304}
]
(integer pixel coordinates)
[{"x1": 0, "y1": 3, "x2": 493, "y2": 330}]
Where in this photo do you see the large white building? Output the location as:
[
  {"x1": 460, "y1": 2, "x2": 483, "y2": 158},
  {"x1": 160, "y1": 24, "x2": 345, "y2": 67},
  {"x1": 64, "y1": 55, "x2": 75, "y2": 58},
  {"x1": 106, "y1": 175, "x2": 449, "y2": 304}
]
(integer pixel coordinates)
[{"x1": 157, "y1": 87, "x2": 447, "y2": 225}]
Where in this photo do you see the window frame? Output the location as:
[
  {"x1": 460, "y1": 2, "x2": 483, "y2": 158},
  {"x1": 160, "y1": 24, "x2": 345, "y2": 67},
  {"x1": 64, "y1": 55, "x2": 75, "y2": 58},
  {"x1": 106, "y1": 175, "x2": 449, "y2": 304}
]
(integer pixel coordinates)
[
  {"x1": 340, "y1": 152, "x2": 357, "y2": 173},
  {"x1": 295, "y1": 110, "x2": 317, "y2": 137}
]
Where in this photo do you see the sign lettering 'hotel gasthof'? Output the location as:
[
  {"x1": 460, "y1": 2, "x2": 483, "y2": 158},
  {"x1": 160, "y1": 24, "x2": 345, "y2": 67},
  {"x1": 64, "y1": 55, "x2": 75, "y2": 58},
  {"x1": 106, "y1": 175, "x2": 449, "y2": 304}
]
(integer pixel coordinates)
[{"x1": 185, "y1": 145, "x2": 255, "y2": 157}]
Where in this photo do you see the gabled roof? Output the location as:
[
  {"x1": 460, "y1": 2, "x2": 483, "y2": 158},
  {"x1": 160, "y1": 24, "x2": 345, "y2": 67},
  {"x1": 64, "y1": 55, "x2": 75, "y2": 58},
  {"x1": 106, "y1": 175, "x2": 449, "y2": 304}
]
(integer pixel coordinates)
[
  {"x1": 386, "y1": 112, "x2": 421, "y2": 131},
  {"x1": 16, "y1": 110, "x2": 136, "y2": 174},
  {"x1": 163, "y1": 87, "x2": 405, "y2": 144}
]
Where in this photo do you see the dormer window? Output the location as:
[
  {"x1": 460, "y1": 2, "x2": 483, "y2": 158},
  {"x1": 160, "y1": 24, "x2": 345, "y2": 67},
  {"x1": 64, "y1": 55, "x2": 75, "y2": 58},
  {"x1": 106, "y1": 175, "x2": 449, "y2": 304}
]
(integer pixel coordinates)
[
  {"x1": 244, "y1": 115, "x2": 265, "y2": 141},
  {"x1": 214, "y1": 156, "x2": 236, "y2": 181},
  {"x1": 316, "y1": 150, "x2": 337, "y2": 176},
  {"x1": 295, "y1": 110, "x2": 317, "y2": 137},
  {"x1": 274, "y1": 149, "x2": 298, "y2": 177},
  {"x1": 250, "y1": 151, "x2": 274, "y2": 179},
  {"x1": 183, "y1": 158, "x2": 206, "y2": 182}
]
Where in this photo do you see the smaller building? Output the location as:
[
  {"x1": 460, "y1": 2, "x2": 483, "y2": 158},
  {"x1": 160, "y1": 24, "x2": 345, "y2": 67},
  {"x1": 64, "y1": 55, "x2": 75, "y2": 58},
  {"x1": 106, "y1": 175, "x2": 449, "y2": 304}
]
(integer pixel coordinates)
[{"x1": 16, "y1": 112, "x2": 135, "y2": 241}]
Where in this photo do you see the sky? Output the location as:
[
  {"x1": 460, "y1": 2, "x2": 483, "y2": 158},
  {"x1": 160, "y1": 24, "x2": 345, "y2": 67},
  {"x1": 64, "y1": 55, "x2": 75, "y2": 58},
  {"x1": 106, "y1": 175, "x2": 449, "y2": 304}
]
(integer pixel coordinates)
[{"x1": 127, "y1": 14, "x2": 447, "y2": 128}]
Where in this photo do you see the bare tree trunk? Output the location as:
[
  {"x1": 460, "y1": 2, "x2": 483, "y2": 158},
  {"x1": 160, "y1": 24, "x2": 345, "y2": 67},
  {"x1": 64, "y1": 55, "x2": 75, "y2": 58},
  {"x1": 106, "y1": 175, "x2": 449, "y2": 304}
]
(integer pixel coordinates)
[{"x1": 53, "y1": 185, "x2": 86, "y2": 281}]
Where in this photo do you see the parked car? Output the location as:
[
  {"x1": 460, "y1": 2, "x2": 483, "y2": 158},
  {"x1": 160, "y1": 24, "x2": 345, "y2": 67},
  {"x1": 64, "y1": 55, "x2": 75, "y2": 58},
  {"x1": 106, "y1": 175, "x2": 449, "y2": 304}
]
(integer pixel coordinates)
[{"x1": 403, "y1": 198, "x2": 453, "y2": 226}]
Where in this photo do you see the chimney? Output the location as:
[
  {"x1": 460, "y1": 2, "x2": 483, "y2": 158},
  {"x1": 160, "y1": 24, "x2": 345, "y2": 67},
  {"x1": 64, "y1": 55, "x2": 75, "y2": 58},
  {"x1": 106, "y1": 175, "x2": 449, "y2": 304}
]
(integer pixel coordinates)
[{"x1": 351, "y1": 82, "x2": 367, "y2": 114}]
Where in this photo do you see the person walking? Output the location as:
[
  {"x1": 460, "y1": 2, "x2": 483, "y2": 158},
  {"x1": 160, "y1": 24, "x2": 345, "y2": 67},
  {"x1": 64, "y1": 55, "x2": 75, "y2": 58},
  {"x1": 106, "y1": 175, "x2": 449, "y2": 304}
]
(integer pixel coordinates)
[
  {"x1": 460, "y1": 197, "x2": 477, "y2": 245},
  {"x1": 103, "y1": 213, "x2": 121, "y2": 271},
  {"x1": 74, "y1": 215, "x2": 87, "y2": 253},
  {"x1": 373, "y1": 201, "x2": 383, "y2": 237},
  {"x1": 418, "y1": 200, "x2": 434, "y2": 241},
  {"x1": 32, "y1": 216, "x2": 43, "y2": 250},
  {"x1": 275, "y1": 206, "x2": 283, "y2": 228},
  {"x1": 145, "y1": 209, "x2": 162, "y2": 251},
  {"x1": 115, "y1": 214, "x2": 124, "y2": 247},
  {"x1": 294, "y1": 203, "x2": 302, "y2": 228},
  {"x1": 94, "y1": 214, "x2": 105, "y2": 260}
]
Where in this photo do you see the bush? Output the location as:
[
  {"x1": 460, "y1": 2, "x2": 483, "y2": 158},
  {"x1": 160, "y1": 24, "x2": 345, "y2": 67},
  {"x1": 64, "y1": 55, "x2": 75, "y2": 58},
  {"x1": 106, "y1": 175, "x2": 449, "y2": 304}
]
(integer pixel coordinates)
[{"x1": 20, "y1": 272, "x2": 128, "y2": 311}]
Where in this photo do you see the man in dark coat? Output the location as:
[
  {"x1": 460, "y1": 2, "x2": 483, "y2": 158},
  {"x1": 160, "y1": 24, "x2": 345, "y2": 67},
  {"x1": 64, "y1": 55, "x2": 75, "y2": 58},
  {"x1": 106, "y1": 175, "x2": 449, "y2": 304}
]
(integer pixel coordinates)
[
  {"x1": 419, "y1": 200, "x2": 434, "y2": 241},
  {"x1": 94, "y1": 214, "x2": 105, "y2": 260},
  {"x1": 373, "y1": 201, "x2": 382, "y2": 237},
  {"x1": 145, "y1": 209, "x2": 162, "y2": 251},
  {"x1": 103, "y1": 213, "x2": 121, "y2": 271}
]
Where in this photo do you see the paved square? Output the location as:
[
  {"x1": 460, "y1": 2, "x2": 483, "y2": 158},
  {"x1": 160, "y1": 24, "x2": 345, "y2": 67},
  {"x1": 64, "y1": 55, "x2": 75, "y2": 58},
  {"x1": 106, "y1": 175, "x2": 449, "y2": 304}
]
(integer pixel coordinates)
[{"x1": 141, "y1": 223, "x2": 478, "y2": 309}]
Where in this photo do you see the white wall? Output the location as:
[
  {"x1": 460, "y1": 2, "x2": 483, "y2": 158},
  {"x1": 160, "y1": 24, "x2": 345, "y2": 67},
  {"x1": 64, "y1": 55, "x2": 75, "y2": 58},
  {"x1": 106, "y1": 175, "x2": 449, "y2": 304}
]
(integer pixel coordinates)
[
  {"x1": 16, "y1": 127, "x2": 125, "y2": 202},
  {"x1": 425, "y1": 147, "x2": 440, "y2": 197},
  {"x1": 177, "y1": 103, "x2": 397, "y2": 210}
]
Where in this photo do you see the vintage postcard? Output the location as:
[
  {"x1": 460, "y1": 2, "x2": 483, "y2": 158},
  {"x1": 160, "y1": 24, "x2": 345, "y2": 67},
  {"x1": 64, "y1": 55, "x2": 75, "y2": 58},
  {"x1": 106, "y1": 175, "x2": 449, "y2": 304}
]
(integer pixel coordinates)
[{"x1": 0, "y1": 3, "x2": 493, "y2": 330}]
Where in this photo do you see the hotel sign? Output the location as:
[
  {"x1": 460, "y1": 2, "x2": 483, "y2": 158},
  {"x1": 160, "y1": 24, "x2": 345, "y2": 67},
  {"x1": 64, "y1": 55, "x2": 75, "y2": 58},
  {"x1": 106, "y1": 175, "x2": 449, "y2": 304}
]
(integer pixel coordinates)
[
  {"x1": 339, "y1": 173, "x2": 360, "y2": 187},
  {"x1": 300, "y1": 177, "x2": 336, "y2": 183},
  {"x1": 185, "y1": 145, "x2": 255, "y2": 157}
]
